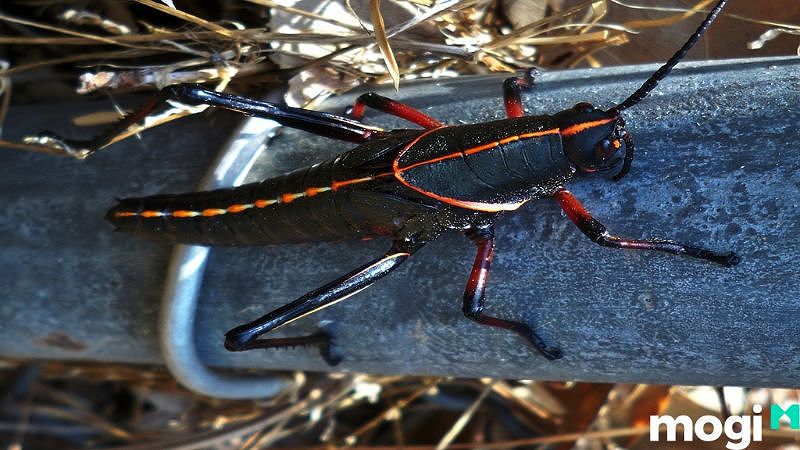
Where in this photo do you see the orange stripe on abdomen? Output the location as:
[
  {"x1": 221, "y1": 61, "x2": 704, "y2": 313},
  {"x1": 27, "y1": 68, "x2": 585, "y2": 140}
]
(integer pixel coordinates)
[{"x1": 111, "y1": 175, "x2": 380, "y2": 220}]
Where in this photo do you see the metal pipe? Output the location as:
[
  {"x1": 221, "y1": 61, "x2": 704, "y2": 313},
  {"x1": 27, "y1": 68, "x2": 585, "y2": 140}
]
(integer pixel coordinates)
[
  {"x1": 159, "y1": 117, "x2": 288, "y2": 398},
  {"x1": 0, "y1": 56, "x2": 798, "y2": 389}
]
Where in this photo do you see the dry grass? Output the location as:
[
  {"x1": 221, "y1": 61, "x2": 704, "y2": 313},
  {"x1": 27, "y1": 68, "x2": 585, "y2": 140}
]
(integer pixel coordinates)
[
  {"x1": 2, "y1": 361, "x2": 800, "y2": 449},
  {"x1": 0, "y1": 0, "x2": 747, "y2": 151},
  {"x1": 0, "y1": 0, "x2": 793, "y2": 154}
]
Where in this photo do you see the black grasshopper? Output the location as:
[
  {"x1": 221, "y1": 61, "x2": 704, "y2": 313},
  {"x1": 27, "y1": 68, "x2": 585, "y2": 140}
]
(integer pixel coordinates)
[{"x1": 34, "y1": 0, "x2": 736, "y2": 365}]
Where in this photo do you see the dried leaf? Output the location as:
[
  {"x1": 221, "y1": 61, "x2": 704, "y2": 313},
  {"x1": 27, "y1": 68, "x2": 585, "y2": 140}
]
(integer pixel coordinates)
[
  {"x1": 369, "y1": 0, "x2": 400, "y2": 91},
  {"x1": 484, "y1": 1, "x2": 606, "y2": 51}
]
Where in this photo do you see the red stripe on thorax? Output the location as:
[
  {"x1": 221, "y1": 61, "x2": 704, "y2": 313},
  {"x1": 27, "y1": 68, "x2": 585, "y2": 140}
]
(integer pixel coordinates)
[
  {"x1": 391, "y1": 126, "x2": 556, "y2": 211},
  {"x1": 394, "y1": 127, "x2": 559, "y2": 174},
  {"x1": 559, "y1": 117, "x2": 616, "y2": 137}
]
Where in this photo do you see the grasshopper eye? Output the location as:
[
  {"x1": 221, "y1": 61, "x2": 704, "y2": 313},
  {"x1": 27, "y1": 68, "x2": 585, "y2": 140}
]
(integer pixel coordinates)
[{"x1": 595, "y1": 138, "x2": 616, "y2": 159}]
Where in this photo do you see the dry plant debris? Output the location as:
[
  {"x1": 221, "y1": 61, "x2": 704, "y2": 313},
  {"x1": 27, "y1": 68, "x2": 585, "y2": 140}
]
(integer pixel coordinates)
[
  {"x1": 2, "y1": 0, "x2": 791, "y2": 156},
  {"x1": 2, "y1": 361, "x2": 800, "y2": 449}
]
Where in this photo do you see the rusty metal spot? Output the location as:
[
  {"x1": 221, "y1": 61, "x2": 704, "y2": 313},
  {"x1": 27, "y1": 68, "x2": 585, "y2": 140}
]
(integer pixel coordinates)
[{"x1": 40, "y1": 332, "x2": 88, "y2": 352}]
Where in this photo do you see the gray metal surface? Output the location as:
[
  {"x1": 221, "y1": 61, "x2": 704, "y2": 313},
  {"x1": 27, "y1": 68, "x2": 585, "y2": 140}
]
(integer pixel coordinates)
[{"x1": 1, "y1": 56, "x2": 798, "y2": 387}]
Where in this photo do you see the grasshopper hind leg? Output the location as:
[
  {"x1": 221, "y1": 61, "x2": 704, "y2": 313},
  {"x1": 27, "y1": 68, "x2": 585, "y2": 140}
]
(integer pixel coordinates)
[
  {"x1": 224, "y1": 241, "x2": 422, "y2": 365},
  {"x1": 28, "y1": 84, "x2": 386, "y2": 158}
]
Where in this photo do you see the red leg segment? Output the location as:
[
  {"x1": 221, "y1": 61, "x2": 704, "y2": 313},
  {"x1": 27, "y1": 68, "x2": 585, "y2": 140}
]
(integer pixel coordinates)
[
  {"x1": 348, "y1": 92, "x2": 443, "y2": 129},
  {"x1": 502, "y1": 68, "x2": 538, "y2": 118},
  {"x1": 553, "y1": 189, "x2": 740, "y2": 267},
  {"x1": 462, "y1": 225, "x2": 563, "y2": 360}
]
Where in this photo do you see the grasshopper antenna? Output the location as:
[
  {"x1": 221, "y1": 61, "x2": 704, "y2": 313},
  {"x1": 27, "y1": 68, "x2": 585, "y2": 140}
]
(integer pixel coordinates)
[{"x1": 609, "y1": 0, "x2": 729, "y2": 113}]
